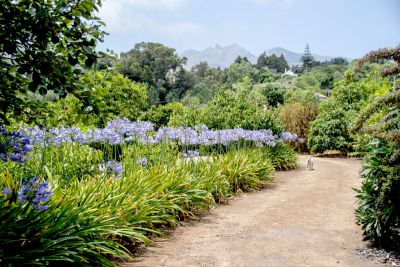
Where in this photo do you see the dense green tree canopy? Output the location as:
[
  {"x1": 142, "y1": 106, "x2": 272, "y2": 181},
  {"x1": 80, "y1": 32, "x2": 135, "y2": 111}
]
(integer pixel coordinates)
[
  {"x1": 118, "y1": 42, "x2": 186, "y2": 104},
  {"x1": 256, "y1": 53, "x2": 289, "y2": 73},
  {"x1": 80, "y1": 70, "x2": 148, "y2": 126},
  {"x1": 165, "y1": 68, "x2": 195, "y2": 102},
  {"x1": 259, "y1": 84, "x2": 285, "y2": 107},
  {"x1": 0, "y1": 0, "x2": 106, "y2": 123},
  {"x1": 226, "y1": 61, "x2": 259, "y2": 84},
  {"x1": 142, "y1": 102, "x2": 185, "y2": 129},
  {"x1": 181, "y1": 62, "x2": 225, "y2": 105},
  {"x1": 307, "y1": 70, "x2": 392, "y2": 154}
]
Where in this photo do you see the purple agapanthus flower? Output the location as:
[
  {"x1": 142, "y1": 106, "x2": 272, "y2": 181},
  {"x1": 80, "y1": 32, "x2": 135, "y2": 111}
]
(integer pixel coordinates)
[
  {"x1": 20, "y1": 118, "x2": 300, "y2": 148},
  {"x1": 2, "y1": 187, "x2": 12, "y2": 195},
  {"x1": 0, "y1": 126, "x2": 33, "y2": 163},
  {"x1": 136, "y1": 157, "x2": 148, "y2": 166},
  {"x1": 15, "y1": 177, "x2": 52, "y2": 210},
  {"x1": 99, "y1": 161, "x2": 123, "y2": 179}
]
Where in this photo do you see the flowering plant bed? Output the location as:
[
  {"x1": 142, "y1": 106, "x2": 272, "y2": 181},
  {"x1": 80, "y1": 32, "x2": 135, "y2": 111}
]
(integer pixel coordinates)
[{"x1": 0, "y1": 120, "x2": 299, "y2": 265}]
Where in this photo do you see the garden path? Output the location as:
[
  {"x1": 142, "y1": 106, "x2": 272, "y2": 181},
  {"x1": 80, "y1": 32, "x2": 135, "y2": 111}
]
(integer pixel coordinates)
[{"x1": 124, "y1": 156, "x2": 379, "y2": 267}]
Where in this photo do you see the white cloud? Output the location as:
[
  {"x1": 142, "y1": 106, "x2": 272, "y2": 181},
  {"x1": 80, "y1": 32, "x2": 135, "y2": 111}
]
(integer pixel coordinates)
[{"x1": 98, "y1": 0, "x2": 203, "y2": 37}]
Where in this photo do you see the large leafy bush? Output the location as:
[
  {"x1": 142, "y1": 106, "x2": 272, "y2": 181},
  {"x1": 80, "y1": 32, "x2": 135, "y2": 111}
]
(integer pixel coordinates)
[
  {"x1": 353, "y1": 45, "x2": 400, "y2": 251},
  {"x1": 308, "y1": 99, "x2": 352, "y2": 154},
  {"x1": 81, "y1": 70, "x2": 148, "y2": 127},
  {"x1": 355, "y1": 141, "x2": 400, "y2": 249},
  {"x1": 307, "y1": 72, "x2": 391, "y2": 154},
  {"x1": 142, "y1": 102, "x2": 185, "y2": 129}
]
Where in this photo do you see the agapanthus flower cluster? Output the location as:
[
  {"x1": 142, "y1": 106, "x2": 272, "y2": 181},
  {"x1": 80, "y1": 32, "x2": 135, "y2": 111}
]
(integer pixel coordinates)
[
  {"x1": 2, "y1": 177, "x2": 53, "y2": 210},
  {"x1": 22, "y1": 119, "x2": 155, "y2": 146},
  {"x1": 135, "y1": 157, "x2": 148, "y2": 166},
  {"x1": 155, "y1": 126, "x2": 279, "y2": 147},
  {"x1": 21, "y1": 118, "x2": 301, "y2": 148},
  {"x1": 99, "y1": 161, "x2": 123, "y2": 178},
  {"x1": 280, "y1": 132, "x2": 298, "y2": 142},
  {"x1": 183, "y1": 150, "x2": 200, "y2": 158},
  {"x1": 0, "y1": 126, "x2": 33, "y2": 163},
  {"x1": 280, "y1": 132, "x2": 305, "y2": 143}
]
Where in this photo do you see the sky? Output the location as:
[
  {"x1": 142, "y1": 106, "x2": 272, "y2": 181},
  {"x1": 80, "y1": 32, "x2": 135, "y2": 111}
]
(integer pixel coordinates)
[{"x1": 97, "y1": 0, "x2": 400, "y2": 59}]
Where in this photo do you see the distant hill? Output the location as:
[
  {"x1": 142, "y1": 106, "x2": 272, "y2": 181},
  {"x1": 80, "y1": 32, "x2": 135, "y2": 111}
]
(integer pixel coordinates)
[
  {"x1": 181, "y1": 44, "x2": 334, "y2": 69},
  {"x1": 181, "y1": 44, "x2": 256, "y2": 69}
]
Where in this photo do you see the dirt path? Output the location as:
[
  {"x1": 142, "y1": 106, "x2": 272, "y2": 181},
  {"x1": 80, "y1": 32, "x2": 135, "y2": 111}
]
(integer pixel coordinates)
[{"x1": 124, "y1": 156, "x2": 379, "y2": 267}]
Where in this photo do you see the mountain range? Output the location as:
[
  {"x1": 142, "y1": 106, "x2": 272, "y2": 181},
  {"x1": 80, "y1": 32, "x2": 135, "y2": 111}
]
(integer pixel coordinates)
[{"x1": 181, "y1": 44, "x2": 334, "y2": 69}]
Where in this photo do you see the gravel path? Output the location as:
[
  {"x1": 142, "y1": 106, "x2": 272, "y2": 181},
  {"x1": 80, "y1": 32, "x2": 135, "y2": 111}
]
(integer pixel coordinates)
[{"x1": 124, "y1": 156, "x2": 381, "y2": 267}]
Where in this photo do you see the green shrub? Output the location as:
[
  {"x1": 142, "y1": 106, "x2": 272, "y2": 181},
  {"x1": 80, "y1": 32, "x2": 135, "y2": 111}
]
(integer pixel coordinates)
[
  {"x1": 261, "y1": 143, "x2": 298, "y2": 171},
  {"x1": 216, "y1": 149, "x2": 275, "y2": 192},
  {"x1": 353, "y1": 46, "x2": 400, "y2": 251},
  {"x1": 355, "y1": 141, "x2": 400, "y2": 249},
  {"x1": 184, "y1": 160, "x2": 231, "y2": 203},
  {"x1": 307, "y1": 102, "x2": 352, "y2": 154},
  {"x1": 307, "y1": 72, "x2": 391, "y2": 155},
  {"x1": 200, "y1": 79, "x2": 283, "y2": 132},
  {"x1": 81, "y1": 70, "x2": 148, "y2": 127},
  {"x1": 259, "y1": 83, "x2": 285, "y2": 108},
  {"x1": 142, "y1": 102, "x2": 185, "y2": 129}
]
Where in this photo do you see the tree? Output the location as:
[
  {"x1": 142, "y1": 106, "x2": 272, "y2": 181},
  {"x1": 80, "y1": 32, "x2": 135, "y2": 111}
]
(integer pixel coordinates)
[
  {"x1": 259, "y1": 84, "x2": 285, "y2": 107},
  {"x1": 80, "y1": 70, "x2": 148, "y2": 126},
  {"x1": 183, "y1": 62, "x2": 225, "y2": 104},
  {"x1": 118, "y1": 42, "x2": 186, "y2": 104},
  {"x1": 329, "y1": 57, "x2": 348, "y2": 65},
  {"x1": 226, "y1": 61, "x2": 259, "y2": 83},
  {"x1": 142, "y1": 102, "x2": 185, "y2": 129},
  {"x1": 256, "y1": 53, "x2": 289, "y2": 73},
  {"x1": 279, "y1": 54, "x2": 290, "y2": 71},
  {"x1": 234, "y1": 56, "x2": 251, "y2": 64},
  {"x1": 301, "y1": 44, "x2": 315, "y2": 72},
  {"x1": 191, "y1": 61, "x2": 209, "y2": 78},
  {"x1": 165, "y1": 68, "x2": 195, "y2": 102},
  {"x1": 201, "y1": 78, "x2": 283, "y2": 132},
  {"x1": 0, "y1": 0, "x2": 106, "y2": 124}
]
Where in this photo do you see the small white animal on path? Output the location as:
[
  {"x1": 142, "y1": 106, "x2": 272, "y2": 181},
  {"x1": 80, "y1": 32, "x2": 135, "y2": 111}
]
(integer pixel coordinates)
[{"x1": 306, "y1": 156, "x2": 314, "y2": 170}]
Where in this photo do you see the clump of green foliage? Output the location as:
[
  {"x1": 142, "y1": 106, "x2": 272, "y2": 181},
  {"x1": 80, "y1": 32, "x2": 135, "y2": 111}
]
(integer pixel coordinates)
[
  {"x1": 353, "y1": 45, "x2": 400, "y2": 251},
  {"x1": 81, "y1": 70, "x2": 148, "y2": 127},
  {"x1": 307, "y1": 69, "x2": 391, "y2": 155},
  {"x1": 0, "y1": 0, "x2": 106, "y2": 124},
  {"x1": 308, "y1": 99, "x2": 352, "y2": 154},
  {"x1": 142, "y1": 102, "x2": 185, "y2": 129},
  {"x1": 170, "y1": 78, "x2": 284, "y2": 133}
]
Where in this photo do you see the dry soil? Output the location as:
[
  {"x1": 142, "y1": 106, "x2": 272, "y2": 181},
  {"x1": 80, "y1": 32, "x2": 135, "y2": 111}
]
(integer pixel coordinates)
[{"x1": 124, "y1": 156, "x2": 380, "y2": 267}]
